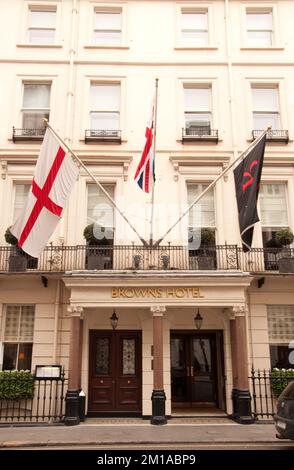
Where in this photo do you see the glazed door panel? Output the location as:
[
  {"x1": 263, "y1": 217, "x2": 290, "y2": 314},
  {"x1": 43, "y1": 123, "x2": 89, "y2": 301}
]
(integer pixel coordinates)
[
  {"x1": 171, "y1": 332, "x2": 220, "y2": 407},
  {"x1": 88, "y1": 331, "x2": 141, "y2": 414}
]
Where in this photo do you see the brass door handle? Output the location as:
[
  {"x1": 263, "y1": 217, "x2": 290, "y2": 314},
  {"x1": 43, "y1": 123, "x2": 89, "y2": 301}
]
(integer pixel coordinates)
[{"x1": 100, "y1": 380, "x2": 103, "y2": 384}]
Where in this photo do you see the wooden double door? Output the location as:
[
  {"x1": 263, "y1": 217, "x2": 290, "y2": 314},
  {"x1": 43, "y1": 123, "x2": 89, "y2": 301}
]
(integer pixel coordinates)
[
  {"x1": 171, "y1": 331, "x2": 225, "y2": 408},
  {"x1": 88, "y1": 330, "x2": 142, "y2": 415}
]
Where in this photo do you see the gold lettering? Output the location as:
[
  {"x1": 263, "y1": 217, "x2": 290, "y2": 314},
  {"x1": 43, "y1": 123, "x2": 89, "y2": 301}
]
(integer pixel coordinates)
[
  {"x1": 192, "y1": 288, "x2": 200, "y2": 298},
  {"x1": 166, "y1": 288, "x2": 174, "y2": 297},
  {"x1": 175, "y1": 288, "x2": 185, "y2": 298},
  {"x1": 112, "y1": 288, "x2": 118, "y2": 298}
]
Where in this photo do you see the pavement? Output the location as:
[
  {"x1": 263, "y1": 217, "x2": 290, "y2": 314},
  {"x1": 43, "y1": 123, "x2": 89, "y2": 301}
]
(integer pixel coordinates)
[{"x1": 0, "y1": 417, "x2": 292, "y2": 449}]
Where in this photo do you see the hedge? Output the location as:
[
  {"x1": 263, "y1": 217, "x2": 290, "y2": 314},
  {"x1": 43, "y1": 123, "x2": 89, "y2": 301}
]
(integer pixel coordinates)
[
  {"x1": 0, "y1": 370, "x2": 34, "y2": 400},
  {"x1": 271, "y1": 368, "x2": 294, "y2": 397}
]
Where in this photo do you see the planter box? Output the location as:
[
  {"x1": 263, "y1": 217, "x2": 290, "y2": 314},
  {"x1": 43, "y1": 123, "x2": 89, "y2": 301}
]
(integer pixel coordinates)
[
  {"x1": 278, "y1": 257, "x2": 294, "y2": 273},
  {"x1": 8, "y1": 254, "x2": 27, "y2": 272}
]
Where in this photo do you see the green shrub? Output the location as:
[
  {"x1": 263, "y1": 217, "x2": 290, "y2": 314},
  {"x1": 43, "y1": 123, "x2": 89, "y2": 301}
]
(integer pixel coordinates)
[
  {"x1": 0, "y1": 370, "x2": 34, "y2": 400},
  {"x1": 271, "y1": 368, "x2": 294, "y2": 397}
]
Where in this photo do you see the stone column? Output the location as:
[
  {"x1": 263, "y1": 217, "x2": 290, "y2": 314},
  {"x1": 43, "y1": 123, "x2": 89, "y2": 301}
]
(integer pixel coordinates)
[
  {"x1": 228, "y1": 310, "x2": 238, "y2": 418},
  {"x1": 150, "y1": 305, "x2": 167, "y2": 425},
  {"x1": 64, "y1": 306, "x2": 83, "y2": 426},
  {"x1": 230, "y1": 306, "x2": 254, "y2": 424}
]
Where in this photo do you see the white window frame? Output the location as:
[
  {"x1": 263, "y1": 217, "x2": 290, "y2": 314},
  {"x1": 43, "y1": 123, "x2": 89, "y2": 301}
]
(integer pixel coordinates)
[
  {"x1": 244, "y1": 78, "x2": 287, "y2": 140},
  {"x1": 259, "y1": 182, "x2": 290, "y2": 229},
  {"x1": 85, "y1": 3, "x2": 128, "y2": 49},
  {"x1": 21, "y1": 81, "x2": 52, "y2": 130},
  {"x1": 17, "y1": 2, "x2": 62, "y2": 48},
  {"x1": 241, "y1": 4, "x2": 282, "y2": 49},
  {"x1": 251, "y1": 84, "x2": 281, "y2": 131},
  {"x1": 86, "y1": 182, "x2": 116, "y2": 243},
  {"x1": 2, "y1": 305, "x2": 35, "y2": 371},
  {"x1": 175, "y1": 3, "x2": 216, "y2": 50},
  {"x1": 178, "y1": 78, "x2": 219, "y2": 140},
  {"x1": 12, "y1": 183, "x2": 31, "y2": 223},
  {"x1": 89, "y1": 81, "x2": 121, "y2": 133},
  {"x1": 83, "y1": 76, "x2": 126, "y2": 141}
]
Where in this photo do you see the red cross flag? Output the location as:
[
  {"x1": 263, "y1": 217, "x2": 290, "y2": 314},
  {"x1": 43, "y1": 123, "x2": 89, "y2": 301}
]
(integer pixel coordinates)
[{"x1": 11, "y1": 128, "x2": 79, "y2": 258}]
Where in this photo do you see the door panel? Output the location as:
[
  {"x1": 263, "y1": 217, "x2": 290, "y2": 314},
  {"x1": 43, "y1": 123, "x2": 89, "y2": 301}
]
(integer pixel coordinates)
[
  {"x1": 88, "y1": 330, "x2": 141, "y2": 414},
  {"x1": 171, "y1": 332, "x2": 221, "y2": 408}
]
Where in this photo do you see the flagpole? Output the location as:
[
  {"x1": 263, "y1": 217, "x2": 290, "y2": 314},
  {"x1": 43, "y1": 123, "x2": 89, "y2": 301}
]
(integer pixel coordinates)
[
  {"x1": 44, "y1": 120, "x2": 149, "y2": 247},
  {"x1": 153, "y1": 127, "x2": 270, "y2": 248},
  {"x1": 149, "y1": 78, "x2": 159, "y2": 246}
]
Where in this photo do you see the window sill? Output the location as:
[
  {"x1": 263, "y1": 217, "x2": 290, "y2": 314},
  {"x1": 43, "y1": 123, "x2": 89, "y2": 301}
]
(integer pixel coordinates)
[
  {"x1": 174, "y1": 45, "x2": 218, "y2": 51},
  {"x1": 17, "y1": 43, "x2": 63, "y2": 49},
  {"x1": 240, "y1": 45, "x2": 285, "y2": 51},
  {"x1": 84, "y1": 44, "x2": 130, "y2": 50}
]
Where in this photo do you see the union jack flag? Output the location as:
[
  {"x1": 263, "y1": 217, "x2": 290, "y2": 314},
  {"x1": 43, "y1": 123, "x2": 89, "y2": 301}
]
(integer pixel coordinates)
[{"x1": 134, "y1": 98, "x2": 155, "y2": 193}]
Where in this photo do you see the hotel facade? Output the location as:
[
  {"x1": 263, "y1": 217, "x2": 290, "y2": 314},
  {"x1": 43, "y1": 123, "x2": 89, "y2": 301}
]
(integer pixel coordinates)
[{"x1": 0, "y1": 0, "x2": 294, "y2": 425}]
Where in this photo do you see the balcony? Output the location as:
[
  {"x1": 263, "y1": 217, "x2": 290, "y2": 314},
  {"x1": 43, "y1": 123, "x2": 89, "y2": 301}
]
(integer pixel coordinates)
[
  {"x1": 182, "y1": 126, "x2": 218, "y2": 143},
  {"x1": 252, "y1": 129, "x2": 289, "y2": 143},
  {"x1": 1, "y1": 245, "x2": 293, "y2": 274},
  {"x1": 12, "y1": 127, "x2": 45, "y2": 143},
  {"x1": 85, "y1": 129, "x2": 122, "y2": 144}
]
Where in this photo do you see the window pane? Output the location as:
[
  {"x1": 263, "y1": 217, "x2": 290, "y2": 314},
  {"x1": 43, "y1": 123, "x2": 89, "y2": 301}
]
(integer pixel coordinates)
[
  {"x1": 184, "y1": 87, "x2": 210, "y2": 111},
  {"x1": 267, "y1": 305, "x2": 294, "y2": 344},
  {"x1": 95, "y1": 338, "x2": 110, "y2": 375},
  {"x1": 4, "y1": 306, "x2": 20, "y2": 341},
  {"x1": 30, "y1": 10, "x2": 56, "y2": 28},
  {"x1": 87, "y1": 184, "x2": 114, "y2": 228},
  {"x1": 95, "y1": 12, "x2": 122, "y2": 30},
  {"x1": 247, "y1": 31, "x2": 272, "y2": 46},
  {"x1": 182, "y1": 12, "x2": 207, "y2": 30},
  {"x1": 13, "y1": 184, "x2": 30, "y2": 222},
  {"x1": 22, "y1": 111, "x2": 49, "y2": 129},
  {"x1": 90, "y1": 112, "x2": 119, "y2": 130},
  {"x1": 188, "y1": 184, "x2": 215, "y2": 227},
  {"x1": 182, "y1": 31, "x2": 208, "y2": 46},
  {"x1": 93, "y1": 31, "x2": 122, "y2": 45},
  {"x1": 90, "y1": 84, "x2": 120, "y2": 111},
  {"x1": 122, "y1": 339, "x2": 136, "y2": 375},
  {"x1": 18, "y1": 343, "x2": 33, "y2": 370},
  {"x1": 19, "y1": 306, "x2": 35, "y2": 342},
  {"x1": 28, "y1": 29, "x2": 55, "y2": 44},
  {"x1": 3, "y1": 343, "x2": 18, "y2": 370},
  {"x1": 252, "y1": 87, "x2": 279, "y2": 112},
  {"x1": 260, "y1": 184, "x2": 288, "y2": 226},
  {"x1": 247, "y1": 12, "x2": 272, "y2": 30},
  {"x1": 23, "y1": 84, "x2": 51, "y2": 108},
  {"x1": 185, "y1": 113, "x2": 211, "y2": 127},
  {"x1": 253, "y1": 112, "x2": 280, "y2": 130}
]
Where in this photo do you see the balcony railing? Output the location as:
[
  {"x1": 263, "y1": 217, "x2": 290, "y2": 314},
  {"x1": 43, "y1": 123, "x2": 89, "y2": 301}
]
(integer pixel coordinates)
[
  {"x1": 182, "y1": 127, "x2": 218, "y2": 143},
  {"x1": 85, "y1": 129, "x2": 122, "y2": 144},
  {"x1": 252, "y1": 129, "x2": 289, "y2": 143},
  {"x1": 12, "y1": 127, "x2": 46, "y2": 142},
  {"x1": 1, "y1": 245, "x2": 294, "y2": 273}
]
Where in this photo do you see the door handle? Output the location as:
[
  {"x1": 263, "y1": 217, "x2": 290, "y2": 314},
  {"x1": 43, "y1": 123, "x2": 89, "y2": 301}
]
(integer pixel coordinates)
[{"x1": 186, "y1": 366, "x2": 190, "y2": 377}]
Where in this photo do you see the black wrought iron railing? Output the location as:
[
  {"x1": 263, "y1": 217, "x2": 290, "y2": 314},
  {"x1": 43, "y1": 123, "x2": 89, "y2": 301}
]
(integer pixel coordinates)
[
  {"x1": 252, "y1": 129, "x2": 289, "y2": 143},
  {"x1": 85, "y1": 129, "x2": 122, "y2": 143},
  {"x1": 12, "y1": 127, "x2": 46, "y2": 142},
  {"x1": 0, "y1": 244, "x2": 294, "y2": 273},
  {"x1": 249, "y1": 368, "x2": 294, "y2": 419},
  {"x1": 182, "y1": 127, "x2": 218, "y2": 142},
  {"x1": 0, "y1": 371, "x2": 67, "y2": 423}
]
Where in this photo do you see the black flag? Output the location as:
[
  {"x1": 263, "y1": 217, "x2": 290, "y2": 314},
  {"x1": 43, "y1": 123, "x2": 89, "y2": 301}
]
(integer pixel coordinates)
[{"x1": 234, "y1": 134, "x2": 266, "y2": 252}]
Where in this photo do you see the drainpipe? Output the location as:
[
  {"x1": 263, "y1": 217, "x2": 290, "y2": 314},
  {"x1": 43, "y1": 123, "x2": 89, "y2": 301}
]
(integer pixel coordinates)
[
  {"x1": 52, "y1": 279, "x2": 61, "y2": 363},
  {"x1": 59, "y1": 0, "x2": 78, "y2": 243},
  {"x1": 224, "y1": 0, "x2": 238, "y2": 160}
]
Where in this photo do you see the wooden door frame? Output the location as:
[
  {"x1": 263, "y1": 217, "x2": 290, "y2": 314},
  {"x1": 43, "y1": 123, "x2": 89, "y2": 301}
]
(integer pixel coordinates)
[
  {"x1": 170, "y1": 330, "x2": 226, "y2": 410},
  {"x1": 88, "y1": 330, "x2": 142, "y2": 416}
]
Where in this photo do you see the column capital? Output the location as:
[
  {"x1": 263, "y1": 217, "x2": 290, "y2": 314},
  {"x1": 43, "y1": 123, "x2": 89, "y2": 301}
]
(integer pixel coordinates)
[
  {"x1": 150, "y1": 305, "x2": 166, "y2": 316},
  {"x1": 67, "y1": 305, "x2": 84, "y2": 318},
  {"x1": 232, "y1": 305, "x2": 248, "y2": 318}
]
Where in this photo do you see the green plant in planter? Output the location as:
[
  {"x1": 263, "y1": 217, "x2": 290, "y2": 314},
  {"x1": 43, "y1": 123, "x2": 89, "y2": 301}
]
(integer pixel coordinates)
[
  {"x1": 275, "y1": 228, "x2": 294, "y2": 247},
  {"x1": 83, "y1": 223, "x2": 113, "y2": 246},
  {"x1": 0, "y1": 370, "x2": 34, "y2": 400},
  {"x1": 271, "y1": 368, "x2": 294, "y2": 397},
  {"x1": 200, "y1": 228, "x2": 216, "y2": 247},
  {"x1": 4, "y1": 227, "x2": 18, "y2": 246}
]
